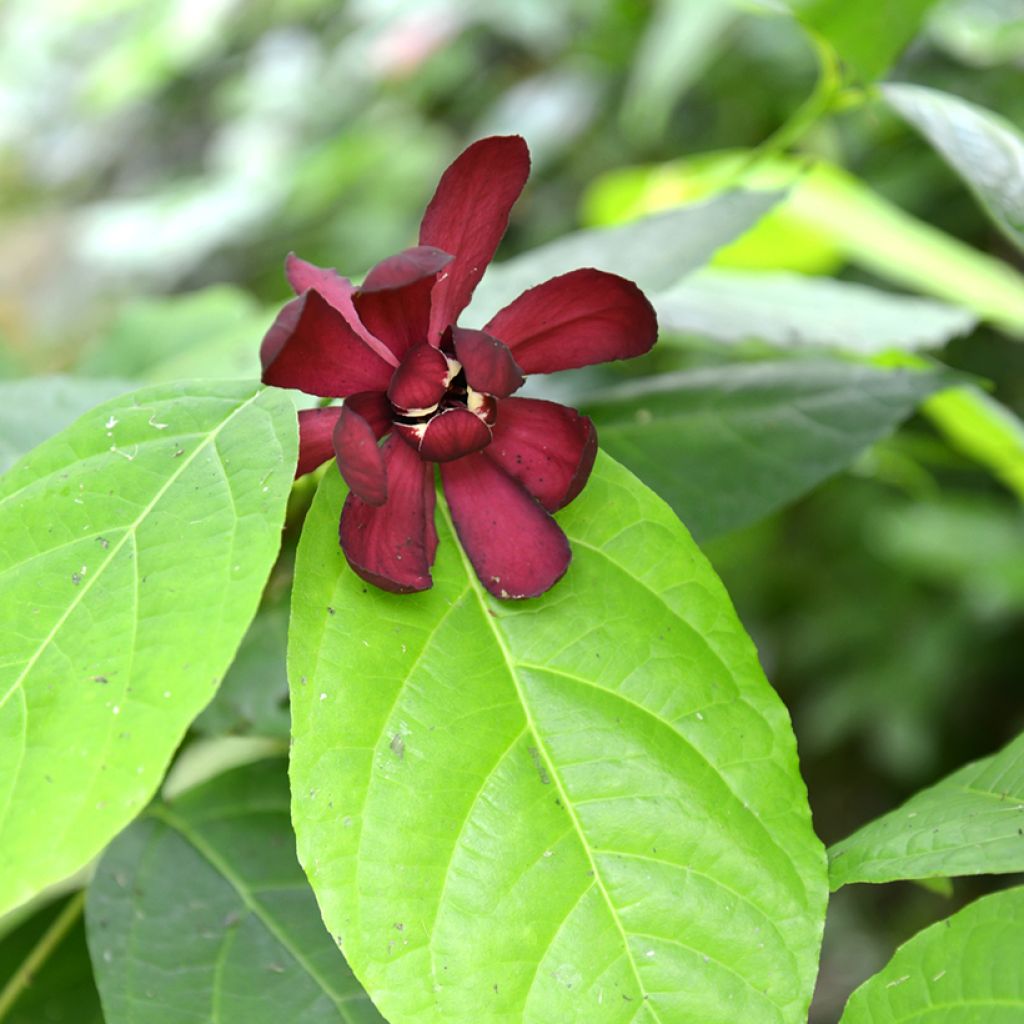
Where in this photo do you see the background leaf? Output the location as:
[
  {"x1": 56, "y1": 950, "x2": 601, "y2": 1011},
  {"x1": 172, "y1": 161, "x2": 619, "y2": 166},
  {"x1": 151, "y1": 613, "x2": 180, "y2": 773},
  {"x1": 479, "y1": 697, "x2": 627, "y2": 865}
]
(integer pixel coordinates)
[
  {"x1": 838, "y1": 886, "x2": 1024, "y2": 1022},
  {"x1": 464, "y1": 189, "x2": 783, "y2": 323},
  {"x1": 0, "y1": 380, "x2": 296, "y2": 916},
  {"x1": 0, "y1": 376, "x2": 130, "y2": 474},
  {"x1": 790, "y1": 0, "x2": 942, "y2": 81},
  {"x1": 288, "y1": 454, "x2": 827, "y2": 1024},
  {"x1": 580, "y1": 362, "x2": 948, "y2": 540},
  {"x1": 884, "y1": 83, "x2": 1024, "y2": 254},
  {"x1": 654, "y1": 269, "x2": 976, "y2": 353},
  {"x1": 829, "y1": 731, "x2": 1024, "y2": 888},
  {"x1": 87, "y1": 758, "x2": 382, "y2": 1024},
  {"x1": 0, "y1": 895, "x2": 100, "y2": 1024}
]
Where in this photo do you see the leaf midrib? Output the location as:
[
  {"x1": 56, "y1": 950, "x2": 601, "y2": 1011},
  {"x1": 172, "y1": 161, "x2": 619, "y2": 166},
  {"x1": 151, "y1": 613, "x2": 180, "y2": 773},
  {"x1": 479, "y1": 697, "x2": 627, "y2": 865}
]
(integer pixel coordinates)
[{"x1": 437, "y1": 499, "x2": 664, "y2": 1023}]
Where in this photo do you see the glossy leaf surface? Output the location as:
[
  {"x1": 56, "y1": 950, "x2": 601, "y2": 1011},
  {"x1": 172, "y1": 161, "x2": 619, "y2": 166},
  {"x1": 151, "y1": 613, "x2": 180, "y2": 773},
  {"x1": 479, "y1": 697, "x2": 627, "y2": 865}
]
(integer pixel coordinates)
[
  {"x1": 655, "y1": 269, "x2": 975, "y2": 354},
  {"x1": 0, "y1": 381, "x2": 296, "y2": 915},
  {"x1": 839, "y1": 886, "x2": 1024, "y2": 1022},
  {"x1": 289, "y1": 453, "x2": 827, "y2": 1024},
  {"x1": 87, "y1": 758, "x2": 382, "y2": 1024},
  {"x1": 830, "y1": 731, "x2": 1024, "y2": 889},
  {"x1": 885, "y1": 83, "x2": 1024, "y2": 254},
  {"x1": 581, "y1": 362, "x2": 947, "y2": 540}
]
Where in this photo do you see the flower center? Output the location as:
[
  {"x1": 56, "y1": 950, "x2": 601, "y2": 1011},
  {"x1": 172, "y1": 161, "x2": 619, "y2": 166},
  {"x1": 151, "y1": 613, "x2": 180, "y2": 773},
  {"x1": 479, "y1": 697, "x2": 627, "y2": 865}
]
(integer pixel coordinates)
[{"x1": 389, "y1": 350, "x2": 497, "y2": 462}]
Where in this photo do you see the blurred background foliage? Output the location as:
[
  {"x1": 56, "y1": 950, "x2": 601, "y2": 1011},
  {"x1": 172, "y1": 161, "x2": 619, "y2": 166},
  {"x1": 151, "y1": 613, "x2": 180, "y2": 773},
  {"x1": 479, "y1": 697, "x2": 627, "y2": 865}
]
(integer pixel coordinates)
[{"x1": 1, "y1": 0, "x2": 1023, "y2": 1019}]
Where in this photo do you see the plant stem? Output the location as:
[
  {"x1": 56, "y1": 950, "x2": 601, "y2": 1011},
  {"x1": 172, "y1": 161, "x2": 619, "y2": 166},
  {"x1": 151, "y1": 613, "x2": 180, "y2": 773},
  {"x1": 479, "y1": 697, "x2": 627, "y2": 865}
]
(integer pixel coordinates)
[{"x1": 0, "y1": 891, "x2": 85, "y2": 1021}]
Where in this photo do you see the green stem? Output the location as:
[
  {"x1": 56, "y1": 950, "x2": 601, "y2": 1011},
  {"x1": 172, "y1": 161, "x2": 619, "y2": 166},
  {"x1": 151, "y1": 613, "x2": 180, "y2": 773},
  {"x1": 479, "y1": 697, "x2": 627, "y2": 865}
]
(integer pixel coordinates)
[
  {"x1": 726, "y1": 30, "x2": 846, "y2": 186},
  {"x1": 0, "y1": 891, "x2": 85, "y2": 1021}
]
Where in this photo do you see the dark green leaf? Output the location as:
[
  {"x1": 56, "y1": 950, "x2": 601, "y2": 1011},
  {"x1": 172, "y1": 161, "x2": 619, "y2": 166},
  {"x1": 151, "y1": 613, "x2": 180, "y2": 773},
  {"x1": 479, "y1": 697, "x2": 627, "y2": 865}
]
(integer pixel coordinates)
[
  {"x1": 581, "y1": 361, "x2": 948, "y2": 540},
  {"x1": 87, "y1": 759, "x2": 382, "y2": 1024},
  {"x1": 288, "y1": 454, "x2": 827, "y2": 1024}
]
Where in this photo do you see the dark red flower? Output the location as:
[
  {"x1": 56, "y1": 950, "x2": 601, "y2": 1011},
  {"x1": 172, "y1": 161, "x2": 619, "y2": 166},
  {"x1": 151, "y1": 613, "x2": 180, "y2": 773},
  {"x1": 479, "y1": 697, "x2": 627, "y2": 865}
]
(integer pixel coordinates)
[{"x1": 261, "y1": 136, "x2": 657, "y2": 598}]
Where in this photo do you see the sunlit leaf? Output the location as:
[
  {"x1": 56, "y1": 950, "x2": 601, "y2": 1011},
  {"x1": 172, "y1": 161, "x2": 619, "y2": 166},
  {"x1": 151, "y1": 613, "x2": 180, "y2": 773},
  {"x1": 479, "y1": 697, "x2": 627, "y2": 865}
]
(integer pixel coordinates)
[
  {"x1": 0, "y1": 381, "x2": 296, "y2": 916},
  {"x1": 465, "y1": 189, "x2": 783, "y2": 323},
  {"x1": 581, "y1": 361, "x2": 948, "y2": 540},
  {"x1": 655, "y1": 269, "x2": 976, "y2": 354},
  {"x1": 922, "y1": 386, "x2": 1024, "y2": 502},
  {"x1": 829, "y1": 731, "x2": 1024, "y2": 888},
  {"x1": 0, "y1": 376, "x2": 130, "y2": 474},
  {"x1": 839, "y1": 885, "x2": 1024, "y2": 1022},
  {"x1": 87, "y1": 758, "x2": 382, "y2": 1024},
  {"x1": 885, "y1": 82, "x2": 1024, "y2": 254},
  {"x1": 289, "y1": 454, "x2": 827, "y2": 1024}
]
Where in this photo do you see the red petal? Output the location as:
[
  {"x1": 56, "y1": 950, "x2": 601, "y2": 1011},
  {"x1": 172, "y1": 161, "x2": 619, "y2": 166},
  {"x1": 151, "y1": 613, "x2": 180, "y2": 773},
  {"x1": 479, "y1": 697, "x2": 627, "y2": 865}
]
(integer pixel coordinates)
[
  {"x1": 419, "y1": 136, "x2": 531, "y2": 342},
  {"x1": 261, "y1": 291, "x2": 394, "y2": 398},
  {"x1": 486, "y1": 398, "x2": 596, "y2": 512},
  {"x1": 452, "y1": 327, "x2": 524, "y2": 397},
  {"x1": 286, "y1": 253, "x2": 356, "y2": 310},
  {"x1": 417, "y1": 408, "x2": 491, "y2": 462},
  {"x1": 339, "y1": 437, "x2": 436, "y2": 593},
  {"x1": 484, "y1": 269, "x2": 658, "y2": 374},
  {"x1": 344, "y1": 390, "x2": 392, "y2": 439},
  {"x1": 333, "y1": 404, "x2": 388, "y2": 506},
  {"x1": 387, "y1": 342, "x2": 451, "y2": 413},
  {"x1": 296, "y1": 407, "x2": 343, "y2": 478},
  {"x1": 440, "y1": 453, "x2": 570, "y2": 599},
  {"x1": 361, "y1": 245, "x2": 452, "y2": 291},
  {"x1": 285, "y1": 253, "x2": 399, "y2": 367}
]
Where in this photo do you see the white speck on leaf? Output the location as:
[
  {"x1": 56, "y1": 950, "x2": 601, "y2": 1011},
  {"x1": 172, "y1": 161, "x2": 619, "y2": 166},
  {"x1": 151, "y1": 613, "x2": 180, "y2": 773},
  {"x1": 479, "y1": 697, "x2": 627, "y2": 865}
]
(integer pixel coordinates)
[
  {"x1": 148, "y1": 414, "x2": 168, "y2": 429},
  {"x1": 319, "y1": 692, "x2": 327, "y2": 701},
  {"x1": 105, "y1": 415, "x2": 118, "y2": 429}
]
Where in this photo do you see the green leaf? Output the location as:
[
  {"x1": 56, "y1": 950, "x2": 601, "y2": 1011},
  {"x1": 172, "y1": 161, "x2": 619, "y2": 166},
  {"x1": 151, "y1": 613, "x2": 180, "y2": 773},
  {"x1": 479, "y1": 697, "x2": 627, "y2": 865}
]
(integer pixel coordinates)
[
  {"x1": 655, "y1": 269, "x2": 976, "y2": 354},
  {"x1": 884, "y1": 83, "x2": 1024, "y2": 254},
  {"x1": 790, "y1": 0, "x2": 942, "y2": 81},
  {"x1": 0, "y1": 376, "x2": 130, "y2": 474},
  {"x1": 0, "y1": 381, "x2": 297, "y2": 916},
  {"x1": 193, "y1": 603, "x2": 291, "y2": 740},
  {"x1": 289, "y1": 454, "x2": 826, "y2": 1024},
  {"x1": 86, "y1": 758, "x2": 382, "y2": 1024},
  {"x1": 829, "y1": 731, "x2": 1024, "y2": 889},
  {"x1": 838, "y1": 885, "x2": 1024, "y2": 1022},
  {"x1": 0, "y1": 894, "x2": 99, "y2": 1024},
  {"x1": 580, "y1": 362, "x2": 947, "y2": 540},
  {"x1": 464, "y1": 189, "x2": 783, "y2": 323}
]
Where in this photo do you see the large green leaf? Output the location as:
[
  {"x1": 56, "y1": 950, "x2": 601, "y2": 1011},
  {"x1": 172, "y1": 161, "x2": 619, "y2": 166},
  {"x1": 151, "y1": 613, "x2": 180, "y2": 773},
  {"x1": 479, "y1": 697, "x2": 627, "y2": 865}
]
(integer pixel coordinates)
[
  {"x1": 0, "y1": 381, "x2": 296, "y2": 916},
  {"x1": 655, "y1": 269, "x2": 975, "y2": 354},
  {"x1": 839, "y1": 886, "x2": 1024, "y2": 1022},
  {"x1": 0, "y1": 376, "x2": 130, "y2": 474},
  {"x1": 884, "y1": 83, "x2": 1024, "y2": 254},
  {"x1": 464, "y1": 189, "x2": 782, "y2": 323},
  {"x1": 581, "y1": 362, "x2": 947, "y2": 540},
  {"x1": 289, "y1": 454, "x2": 827, "y2": 1024},
  {"x1": 86, "y1": 758, "x2": 381, "y2": 1024},
  {"x1": 829, "y1": 731, "x2": 1024, "y2": 889}
]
